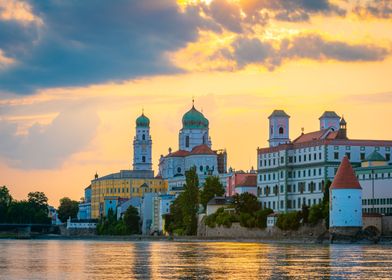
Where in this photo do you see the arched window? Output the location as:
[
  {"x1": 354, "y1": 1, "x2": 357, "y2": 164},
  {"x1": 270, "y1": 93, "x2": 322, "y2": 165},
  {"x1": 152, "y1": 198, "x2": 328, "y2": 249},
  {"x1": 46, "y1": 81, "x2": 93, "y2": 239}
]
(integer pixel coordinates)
[
  {"x1": 142, "y1": 156, "x2": 146, "y2": 163},
  {"x1": 177, "y1": 167, "x2": 181, "y2": 174},
  {"x1": 279, "y1": 127, "x2": 284, "y2": 135},
  {"x1": 270, "y1": 126, "x2": 273, "y2": 134},
  {"x1": 185, "y1": 136, "x2": 190, "y2": 148},
  {"x1": 199, "y1": 165, "x2": 203, "y2": 172},
  {"x1": 142, "y1": 134, "x2": 146, "y2": 140},
  {"x1": 203, "y1": 133, "x2": 207, "y2": 144}
]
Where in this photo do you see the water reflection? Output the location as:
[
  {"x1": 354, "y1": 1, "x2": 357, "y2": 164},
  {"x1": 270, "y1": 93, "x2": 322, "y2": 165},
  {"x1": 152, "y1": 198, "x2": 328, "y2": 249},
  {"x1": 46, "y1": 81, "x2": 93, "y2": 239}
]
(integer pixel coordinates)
[{"x1": 0, "y1": 240, "x2": 391, "y2": 279}]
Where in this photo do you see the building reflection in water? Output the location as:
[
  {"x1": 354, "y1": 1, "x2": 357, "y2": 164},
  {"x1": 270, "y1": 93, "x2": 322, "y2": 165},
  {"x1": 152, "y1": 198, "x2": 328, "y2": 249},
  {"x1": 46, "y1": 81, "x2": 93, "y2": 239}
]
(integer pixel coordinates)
[{"x1": 1, "y1": 240, "x2": 392, "y2": 279}]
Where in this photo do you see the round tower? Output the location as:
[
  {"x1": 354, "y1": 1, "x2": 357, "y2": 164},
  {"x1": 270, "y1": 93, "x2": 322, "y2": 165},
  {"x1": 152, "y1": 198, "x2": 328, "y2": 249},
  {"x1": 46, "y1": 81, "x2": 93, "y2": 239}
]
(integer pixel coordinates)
[
  {"x1": 330, "y1": 156, "x2": 362, "y2": 237},
  {"x1": 268, "y1": 110, "x2": 290, "y2": 148},
  {"x1": 133, "y1": 111, "x2": 152, "y2": 171}
]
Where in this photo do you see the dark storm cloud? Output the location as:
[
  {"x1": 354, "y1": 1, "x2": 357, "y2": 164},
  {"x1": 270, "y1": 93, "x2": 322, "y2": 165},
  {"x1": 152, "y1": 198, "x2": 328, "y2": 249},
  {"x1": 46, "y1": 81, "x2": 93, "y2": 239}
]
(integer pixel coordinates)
[
  {"x1": 353, "y1": 0, "x2": 392, "y2": 19},
  {"x1": 0, "y1": 0, "x2": 216, "y2": 94},
  {"x1": 224, "y1": 34, "x2": 389, "y2": 70}
]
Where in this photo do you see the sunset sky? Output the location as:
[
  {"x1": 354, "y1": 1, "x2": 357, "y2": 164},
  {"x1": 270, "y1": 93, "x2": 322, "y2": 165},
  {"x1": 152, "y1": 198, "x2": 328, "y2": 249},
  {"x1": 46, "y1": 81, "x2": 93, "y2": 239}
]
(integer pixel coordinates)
[{"x1": 0, "y1": 0, "x2": 391, "y2": 206}]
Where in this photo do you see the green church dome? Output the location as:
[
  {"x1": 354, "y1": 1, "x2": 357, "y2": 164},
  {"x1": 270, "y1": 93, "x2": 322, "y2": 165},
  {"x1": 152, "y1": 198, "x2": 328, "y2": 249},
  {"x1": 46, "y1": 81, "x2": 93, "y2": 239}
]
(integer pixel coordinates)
[
  {"x1": 182, "y1": 105, "x2": 208, "y2": 129},
  {"x1": 136, "y1": 113, "x2": 150, "y2": 127},
  {"x1": 365, "y1": 150, "x2": 386, "y2": 162}
]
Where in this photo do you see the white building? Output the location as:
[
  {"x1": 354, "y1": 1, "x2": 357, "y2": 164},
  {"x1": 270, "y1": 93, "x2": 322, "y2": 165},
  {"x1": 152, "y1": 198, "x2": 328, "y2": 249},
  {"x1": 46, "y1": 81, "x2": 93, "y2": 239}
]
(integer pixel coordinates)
[
  {"x1": 257, "y1": 110, "x2": 392, "y2": 213},
  {"x1": 158, "y1": 102, "x2": 228, "y2": 192},
  {"x1": 356, "y1": 151, "x2": 392, "y2": 215},
  {"x1": 330, "y1": 156, "x2": 362, "y2": 233}
]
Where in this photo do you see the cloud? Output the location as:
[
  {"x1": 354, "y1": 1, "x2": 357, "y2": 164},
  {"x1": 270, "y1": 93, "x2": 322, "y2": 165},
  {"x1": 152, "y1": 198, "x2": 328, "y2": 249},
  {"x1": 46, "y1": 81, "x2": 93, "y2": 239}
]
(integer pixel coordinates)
[
  {"x1": 345, "y1": 91, "x2": 392, "y2": 104},
  {"x1": 0, "y1": 0, "x2": 214, "y2": 94},
  {"x1": 0, "y1": 106, "x2": 99, "y2": 169},
  {"x1": 353, "y1": 0, "x2": 392, "y2": 19},
  {"x1": 221, "y1": 34, "x2": 390, "y2": 70}
]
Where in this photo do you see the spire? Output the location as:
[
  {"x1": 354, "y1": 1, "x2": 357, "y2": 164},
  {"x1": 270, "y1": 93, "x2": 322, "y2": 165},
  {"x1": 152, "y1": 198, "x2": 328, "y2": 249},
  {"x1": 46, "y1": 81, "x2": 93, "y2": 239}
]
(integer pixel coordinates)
[
  {"x1": 192, "y1": 97, "x2": 195, "y2": 109},
  {"x1": 331, "y1": 156, "x2": 361, "y2": 189}
]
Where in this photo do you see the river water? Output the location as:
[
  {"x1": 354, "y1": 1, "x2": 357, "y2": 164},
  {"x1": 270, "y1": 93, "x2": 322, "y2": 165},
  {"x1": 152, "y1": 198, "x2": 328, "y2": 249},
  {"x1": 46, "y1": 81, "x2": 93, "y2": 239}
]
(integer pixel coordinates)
[{"x1": 0, "y1": 240, "x2": 391, "y2": 279}]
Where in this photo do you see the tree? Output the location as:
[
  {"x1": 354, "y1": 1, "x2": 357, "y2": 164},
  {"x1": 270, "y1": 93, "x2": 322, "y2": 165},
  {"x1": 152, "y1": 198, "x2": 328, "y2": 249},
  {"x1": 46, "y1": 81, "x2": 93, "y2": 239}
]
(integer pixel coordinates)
[
  {"x1": 300, "y1": 204, "x2": 309, "y2": 224},
  {"x1": 123, "y1": 206, "x2": 140, "y2": 234},
  {"x1": 233, "y1": 192, "x2": 261, "y2": 214},
  {"x1": 27, "y1": 191, "x2": 50, "y2": 224},
  {"x1": 57, "y1": 197, "x2": 79, "y2": 223},
  {"x1": 0, "y1": 186, "x2": 12, "y2": 223},
  {"x1": 181, "y1": 166, "x2": 199, "y2": 235},
  {"x1": 322, "y1": 180, "x2": 331, "y2": 229},
  {"x1": 200, "y1": 176, "x2": 225, "y2": 210},
  {"x1": 276, "y1": 212, "x2": 301, "y2": 230},
  {"x1": 308, "y1": 204, "x2": 323, "y2": 225}
]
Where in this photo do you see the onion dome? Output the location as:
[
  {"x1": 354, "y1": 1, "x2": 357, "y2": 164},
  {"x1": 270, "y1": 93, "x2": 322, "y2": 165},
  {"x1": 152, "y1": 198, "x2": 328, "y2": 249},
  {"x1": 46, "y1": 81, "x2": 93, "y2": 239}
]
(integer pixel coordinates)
[
  {"x1": 331, "y1": 156, "x2": 361, "y2": 190},
  {"x1": 136, "y1": 113, "x2": 150, "y2": 127},
  {"x1": 365, "y1": 150, "x2": 386, "y2": 162},
  {"x1": 182, "y1": 105, "x2": 209, "y2": 129}
]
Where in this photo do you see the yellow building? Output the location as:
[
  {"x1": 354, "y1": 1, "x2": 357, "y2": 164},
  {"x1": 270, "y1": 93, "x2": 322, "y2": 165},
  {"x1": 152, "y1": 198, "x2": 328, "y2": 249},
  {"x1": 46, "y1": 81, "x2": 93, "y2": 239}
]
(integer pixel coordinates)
[{"x1": 91, "y1": 170, "x2": 167, "y2": 218}]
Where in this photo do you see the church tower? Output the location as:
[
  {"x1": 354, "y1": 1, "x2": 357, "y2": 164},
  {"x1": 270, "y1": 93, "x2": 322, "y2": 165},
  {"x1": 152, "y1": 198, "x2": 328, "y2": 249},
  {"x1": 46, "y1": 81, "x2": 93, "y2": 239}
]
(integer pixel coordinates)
[
  {"x1": 319, "y1": 111, "x2": 340, "y2": 131},
  {"x1": 133, "y1": 111, "x2": 152, "y2": 171},
  {"x1": 268, "y1": 110, "x2": 290, "y2": 147}
]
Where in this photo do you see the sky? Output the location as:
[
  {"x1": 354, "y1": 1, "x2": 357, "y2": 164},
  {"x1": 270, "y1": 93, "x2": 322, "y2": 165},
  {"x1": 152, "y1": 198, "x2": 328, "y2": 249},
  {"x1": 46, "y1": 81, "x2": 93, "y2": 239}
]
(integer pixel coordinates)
[{"x1": 0, "y1": 0, "x2": 391, "y2": 206}]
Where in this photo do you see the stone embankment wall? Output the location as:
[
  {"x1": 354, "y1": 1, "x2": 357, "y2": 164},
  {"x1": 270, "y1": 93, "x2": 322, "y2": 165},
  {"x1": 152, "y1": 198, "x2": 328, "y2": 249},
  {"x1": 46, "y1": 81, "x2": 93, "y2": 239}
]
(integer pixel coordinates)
[
  {"x1": 198, "y1": 219, "x2": 326, "y2": 241},
  {"x1": 382, "y1": 216, "x2": 392, "y2": 236},
  {"x1": 59, "y1": 225, "x2": 96, "y2": 236}
]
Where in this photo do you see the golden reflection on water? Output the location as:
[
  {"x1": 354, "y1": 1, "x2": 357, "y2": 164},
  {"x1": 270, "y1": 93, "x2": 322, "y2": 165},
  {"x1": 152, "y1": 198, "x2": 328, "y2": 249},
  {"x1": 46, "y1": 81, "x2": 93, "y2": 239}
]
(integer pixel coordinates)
[{"x1": 0, "y1": 240, "x2": 392, "y2": 279}]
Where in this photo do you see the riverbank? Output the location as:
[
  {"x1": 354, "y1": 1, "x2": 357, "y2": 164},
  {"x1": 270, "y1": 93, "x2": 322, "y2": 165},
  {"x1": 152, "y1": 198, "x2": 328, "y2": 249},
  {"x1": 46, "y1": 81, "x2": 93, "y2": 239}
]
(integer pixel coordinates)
[{"x1": 2, "y1": 233, "x2": 392, "y2": 245}]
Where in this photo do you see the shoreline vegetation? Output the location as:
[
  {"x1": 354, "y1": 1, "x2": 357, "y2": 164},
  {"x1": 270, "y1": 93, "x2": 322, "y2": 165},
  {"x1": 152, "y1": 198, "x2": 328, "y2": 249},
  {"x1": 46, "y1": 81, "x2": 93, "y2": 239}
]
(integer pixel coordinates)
[{"x1": 1, "y1": 233, "x2": 392, "y2": 245}]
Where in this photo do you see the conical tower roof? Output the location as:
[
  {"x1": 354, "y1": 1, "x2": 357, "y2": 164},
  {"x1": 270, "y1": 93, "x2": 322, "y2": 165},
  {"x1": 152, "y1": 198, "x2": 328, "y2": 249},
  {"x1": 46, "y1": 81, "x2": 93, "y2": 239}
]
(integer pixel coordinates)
[{"x1": 331, "y1": 156, "x2": 361, "y2": 190}]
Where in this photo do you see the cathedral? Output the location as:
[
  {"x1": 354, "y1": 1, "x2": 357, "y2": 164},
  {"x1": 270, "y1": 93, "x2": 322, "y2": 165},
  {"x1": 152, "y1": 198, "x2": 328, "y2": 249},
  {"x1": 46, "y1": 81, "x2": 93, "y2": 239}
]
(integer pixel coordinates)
[{"x1": 157, "y1": 102, "x2": 228, "y2": 192}]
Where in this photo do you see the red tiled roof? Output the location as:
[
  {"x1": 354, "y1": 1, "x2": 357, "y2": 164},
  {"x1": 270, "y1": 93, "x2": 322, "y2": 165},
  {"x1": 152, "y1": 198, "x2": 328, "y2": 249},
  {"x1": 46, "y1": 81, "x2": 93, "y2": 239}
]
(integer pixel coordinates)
[
  {"x1": 236, "y1": 174, "x2": 257, "y2": 187},
  {"x1": 293, "y1": 130, "x2": 328, "y2": 144},
  {"x1": 331, "y1": 156, "x2": 361, "y2": 190},
  {"x1": 167, "y1": 150, "x2": 190, "y2": 157},
  {"x1": 190, "y1": 144, "x2": 216, "y2": 155}
]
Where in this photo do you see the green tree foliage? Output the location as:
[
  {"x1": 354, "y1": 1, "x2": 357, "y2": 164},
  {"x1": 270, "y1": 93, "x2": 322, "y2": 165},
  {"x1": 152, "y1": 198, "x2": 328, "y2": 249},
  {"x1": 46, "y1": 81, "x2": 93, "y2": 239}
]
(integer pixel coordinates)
[
  {"x1": 57, "y1": 197, "x2": 79, "y2": 223},
  {"x1": 308, "y1": 204, "x2": 323, "y2": 225},
  {"x1": 233, "y1": 192, "x2": 261, "y2": 214},
  {"x1": 200, "y1": 176, "x2": 225, "y2": 210},
  {"x1": 0, "y1": 186, "x2": 12, "y2": 223},
  {"x1": 123, "y1": 206, "x2": 140, "y2": 234},
  {"x1": 322, "y1": 180, "x2": 331, "y2": 229},
  {"x1": 205, "y1": 207, "x2": 238, "y2": 228},
  {"x1": 276, "y1": 212, "x2": 301, "y2": 231},
  {"x1": 255, "y1": 208, "x2": 274, "y2": 229},
  {"x1": 97, "y1": 208, "x2": 130, "y2": 235},
  {"x1": 165, "y1": 166, "x2": 200, "y2": 235},
  {"x1": 181, "y1": 166, "x2": 200, "y2": 235}
]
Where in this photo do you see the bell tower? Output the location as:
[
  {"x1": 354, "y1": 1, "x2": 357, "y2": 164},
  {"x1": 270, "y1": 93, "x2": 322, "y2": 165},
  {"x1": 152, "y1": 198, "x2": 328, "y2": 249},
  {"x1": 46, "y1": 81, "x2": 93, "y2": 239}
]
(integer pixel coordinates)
[
  {"x1": 133, "y1": 111, "x2": 152, "y2": 171},
  {"x1": 268, "y1": 110, "x2": 290, "y2": 147}
]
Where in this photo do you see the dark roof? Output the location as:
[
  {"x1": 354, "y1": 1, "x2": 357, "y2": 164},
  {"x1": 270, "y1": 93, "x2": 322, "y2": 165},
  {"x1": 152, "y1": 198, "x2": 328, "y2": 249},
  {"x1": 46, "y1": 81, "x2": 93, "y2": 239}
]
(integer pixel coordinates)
[
  {"x1": 207, "y1": 196, "x2": 234, "y2": 206},
  {"x1": 319, "y1": 111, "x2": 340, "y2": 119},
  {"x1": 331, "y1": 156, "x2": 361, "y2": 190},
  {"x1": 268, "y1": 110, "x2": 290, "y2": 119},
  {"x1": 167, "y1": 150, "x2": 190, "y2": 157}
]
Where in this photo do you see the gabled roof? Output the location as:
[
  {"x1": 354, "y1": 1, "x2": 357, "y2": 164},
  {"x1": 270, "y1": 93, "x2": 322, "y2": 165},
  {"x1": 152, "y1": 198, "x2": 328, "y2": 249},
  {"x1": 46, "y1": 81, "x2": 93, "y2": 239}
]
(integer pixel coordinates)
[
  {"x1": 236, "y1": 175, "x2": 257, "y2": 187},
  {"x1": 190, "y1": 144, "x2": 216, "y2": 155},
  {"x1": 331, "y1": 156, "x2": 361, "y2": 190},
  {"x1": 167, "y1": 150, "x2": 190, "y2": 157},
  {"x1": 293, "y1": 130, "x2": 327, "y2": 144},
  {"x1": 319, "y1": 111, "x2": 340, "y2": 119}
]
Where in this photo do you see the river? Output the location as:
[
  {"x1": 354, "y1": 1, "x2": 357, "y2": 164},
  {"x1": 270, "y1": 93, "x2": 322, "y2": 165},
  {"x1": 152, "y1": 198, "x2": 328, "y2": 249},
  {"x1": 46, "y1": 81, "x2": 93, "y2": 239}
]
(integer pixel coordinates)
[{"x1": 0, "y1": 240, "x2": 391, "y2": 279}]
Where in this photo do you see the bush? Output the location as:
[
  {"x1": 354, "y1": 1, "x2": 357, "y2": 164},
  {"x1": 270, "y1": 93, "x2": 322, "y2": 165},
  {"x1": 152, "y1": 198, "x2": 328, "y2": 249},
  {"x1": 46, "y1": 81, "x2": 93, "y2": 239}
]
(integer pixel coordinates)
[
  {"x1": 239, "y1": 212, "x2": 256, "y2": 228},
  {"x1": 308, "y1": 204, "x2": 323, "y2": 225},
  {"x1": 205, "y1": 207, "x2": 237, "y2": 228},
  {"x1": 255, "y1": 208, "x2": 273, "y2": 229},
  {"x1": 276, "y1": 212, "x2": 301, "y2": 231}
]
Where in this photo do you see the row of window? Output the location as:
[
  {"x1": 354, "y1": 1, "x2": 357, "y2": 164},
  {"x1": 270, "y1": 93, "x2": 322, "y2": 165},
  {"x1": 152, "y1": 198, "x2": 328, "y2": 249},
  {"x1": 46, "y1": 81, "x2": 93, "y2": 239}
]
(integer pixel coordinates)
[
  {"x1": 358, "y1": 172, "x2": 392, "y2": 180},
  {"x1": 261, "y1": 181, "x2": 324, "y2": 196},
  {"x1": 259, "y1": 153, "x2": 323, "y2": 167},
  {"x1": 93, "y1": 187, "x2": 165, "y2": 195},
  {"x1": 363, "y1": 208, "x2": 392, "y2": 214},
  {"x1": 262, "y1": 197, "x2": 322, "y2": 210},
  {"x1": 260, "y1": 146, "x2": 323, "y2": 159},
  {"x1": 259, "y1": 168, "x2": 323, "y2": 182},
  {"x1": 362, "y1": 198, "x2": 392, "y2": 206}
]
